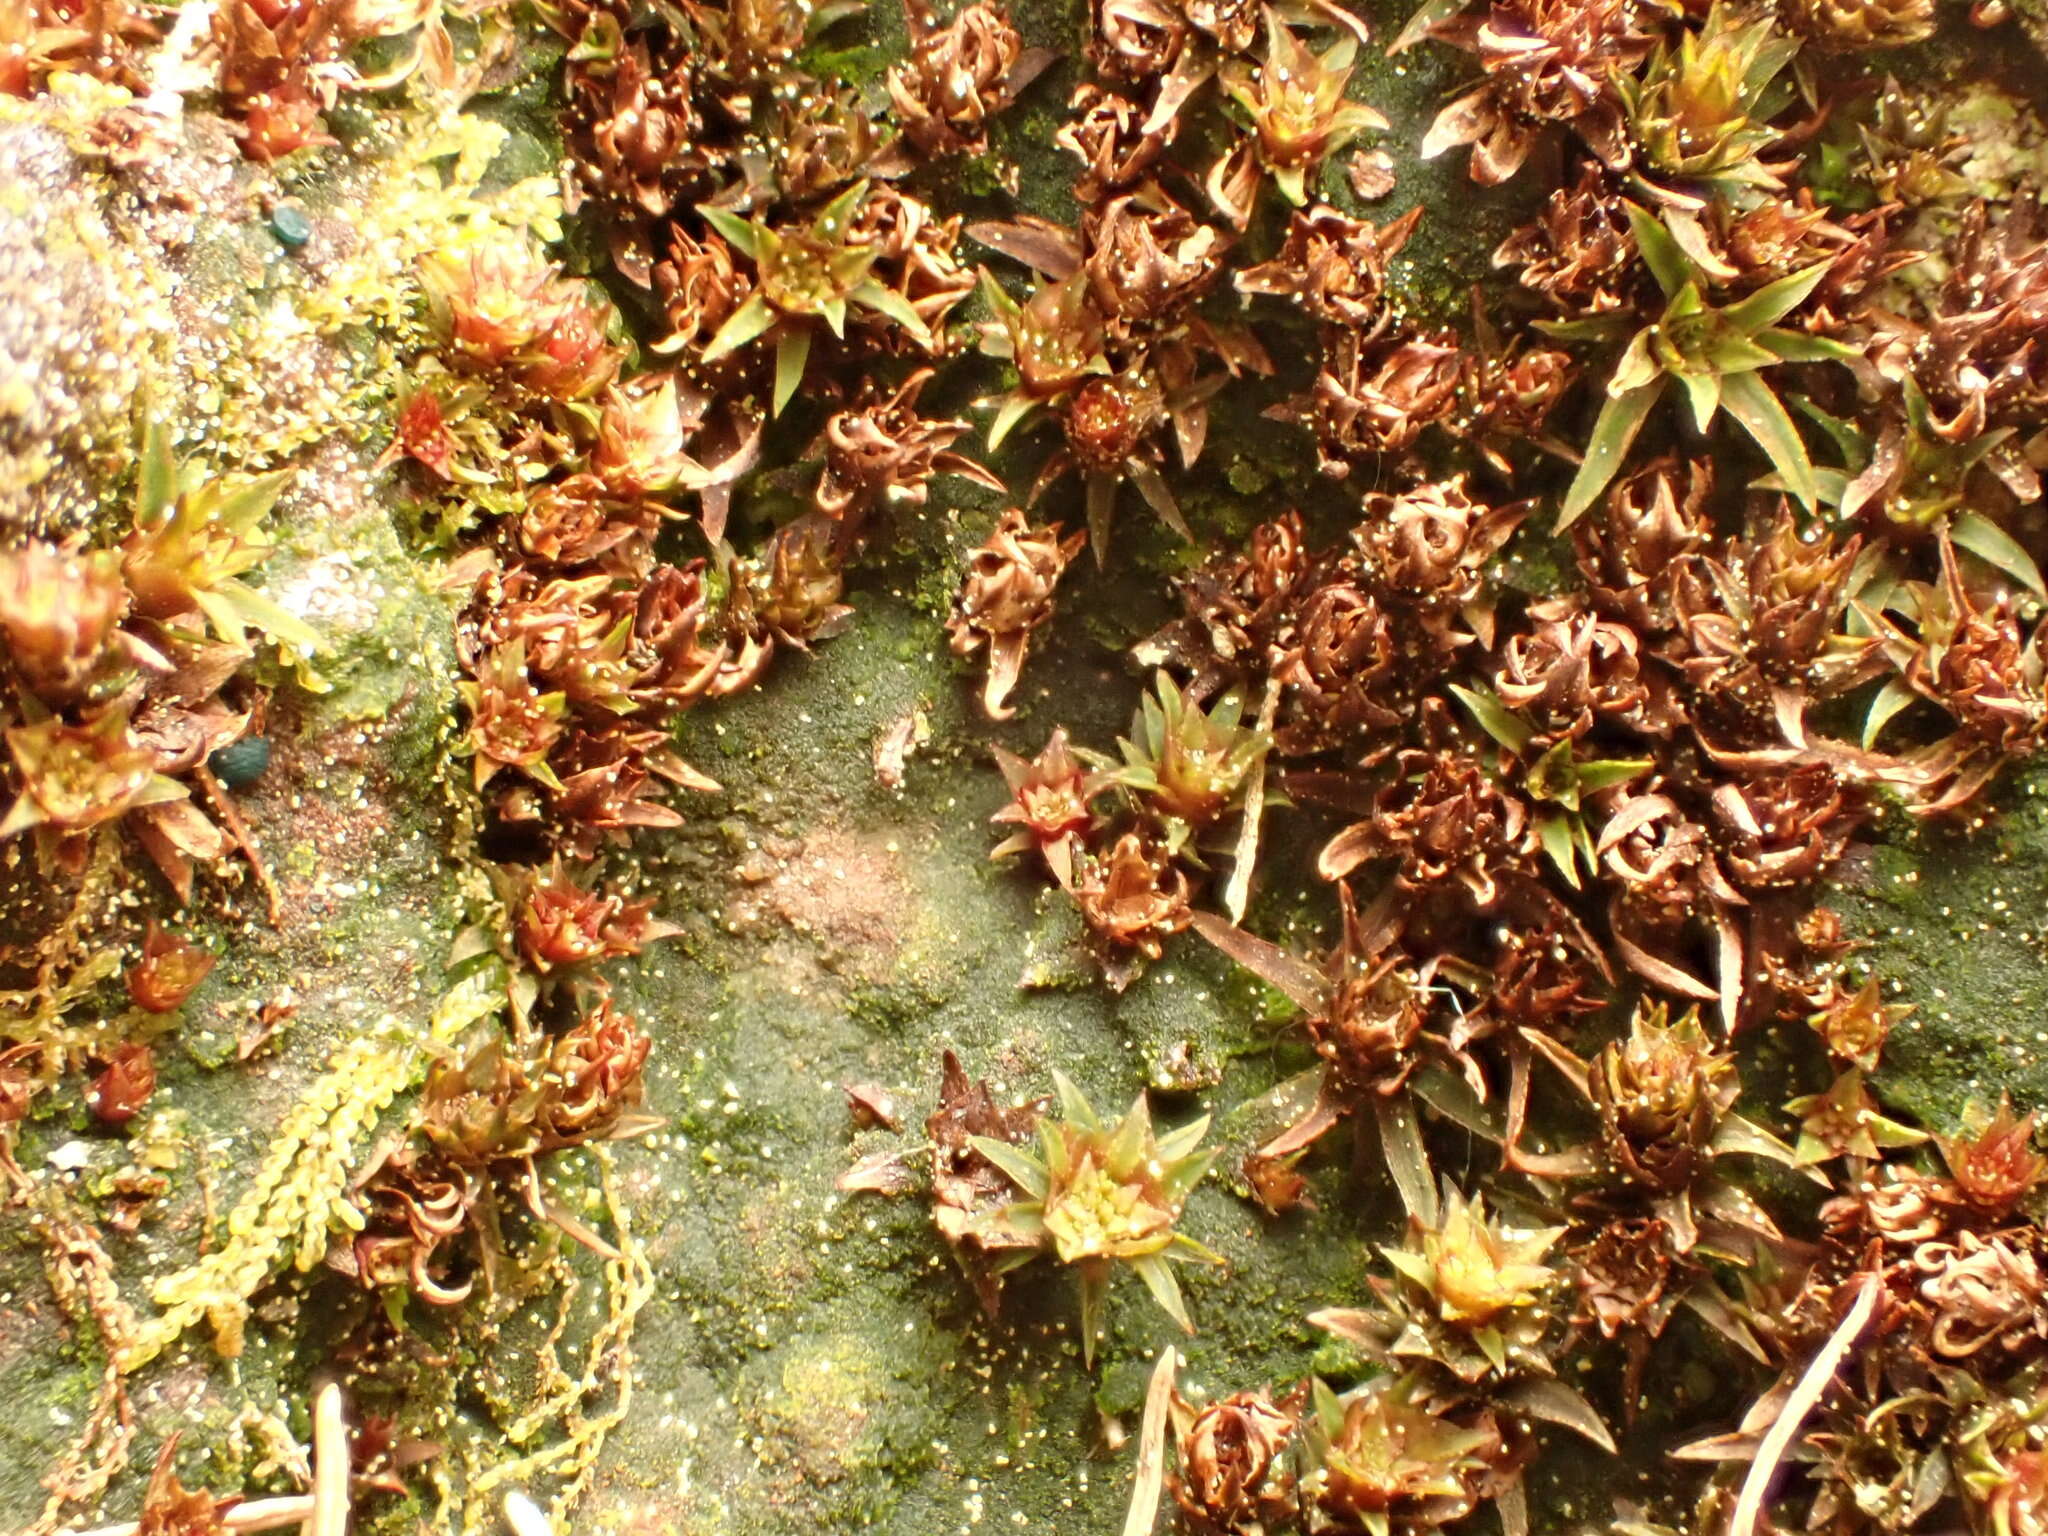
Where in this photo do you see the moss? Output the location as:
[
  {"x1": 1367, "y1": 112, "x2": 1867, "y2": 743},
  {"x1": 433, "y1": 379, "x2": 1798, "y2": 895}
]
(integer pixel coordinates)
[
  {"x1": 9, "y1": 2, "x2": 2048, "y2": 1532},
  {"x1": 734, "y1": 1329, "x2": 947, "y2": 1522},
  {"x1": 800, "y1": 43, "x2": 894, "y2": 91},
  {"x1": 1828, "y1": 764, "x2": 2048, "y2": 1127}
]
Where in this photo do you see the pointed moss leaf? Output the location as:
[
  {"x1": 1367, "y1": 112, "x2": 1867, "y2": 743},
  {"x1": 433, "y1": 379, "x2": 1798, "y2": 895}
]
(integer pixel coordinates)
[
  {"x1": 1373, "y1": 1096, "x2": 1437, "y2": 1226},
  {"x1": 815, "y1": 178, "x2": 870, "y2": 234},
  {"x1": 1131, "y1": 1253, "x2": 1193, "y2": 1333},
  {"x1": 1680, "y1": 1282, "x2": 1769, "y2": 1364},
  {"x1": 1051, "y1": 1069, "x2": 1099, "y2": 1130},
  {"x1": 1575, "y1": 758, "x2": 1653, "y2": 793},
  {"x1": 1312, "y1": 1377, "x2": 1345, "y2": 1437},
  {"x1": 1723, "y1": 260, "x2": 1834, "y2": 333},
  {"x1": 700, "y1": 207, "x2": 762, "y2": 260},
  {"x1": 1705, "y1": 334, "x2": 1778, "y2": 376},
  {"x1": 1559, "y1": 379, "x2": 1662, "y2": 530},
  {"x1": 1625, "y1": 203, "x2": 1693, "y2": 300},
  {"x1": 1079, "y1": 1264, "x2": 1107, "y2": 1368},
  {"x1": 701, "y1": 293, "x2": 777, "y2": 363},
  {"x1": 1155, "y1": 1113, "x2": 1211, "y2": 1168},
  {"x1": 1710, "y1": 1111, "x2": 1802, "y2": 1167},
  {"x1": 1086, "y1": 471, "x2": 1117, "y2": 566},
  {"x1": 1475, "y1": 1325, "x2": 1508, "y2": 1375},
  {"x1": 1535, "y1": 315, "x2": 1635, "y2": 345},
  {"x1": 1664, "y1": 282, "x2": 1706, "y2": 321},
  {"x1": 1609, "y1": 327, "x2": 1661, "y2": 397},
  {"x1": 772, "y1": 327, "x2": 812, "y2": 418},
  {"x1": 1383, "y1": 1247, "x2": 1435, "y2": 1291},
  {"x1": 208, "y1": 467, "x2": 295, "y2": 534},
  {"x1": 1666, "y1": 209, "x2": 1739, "y2": 280},
  {"x1": 1411, "y1": 1065, "x2": 1503, "y2": 1141},
  {"x1": 1107, "y1": 1093, "x2": 1153, "y2": 1174},
  {"x1": 1127, "y1": 459, "x2": 1192, "y2": 540},
  {"x1": 1756, "y1": 330, "x2": 1859, "y2": 365},
  {"x1": 1503, "y1": 1378, "x2": 1617, "y2": 1452},
  {"x1": 853, "y1": 281, "x2": 932, "y2": 346},
  {"x1": 137, "y1": 416, "x2": 179, "y2": 525},
  {"x1": 1390, "y1": 0, "x2": 1469, "y2": 52},
  {"x1": 1746, "y1": 31, "x2": 1801, "y2": 97},
  {"x1": 968, "y1": 1135, "x2": 1050, "y2": 1199},
  {"x1": 1538, "y1": 810, "x2": 1582, "y2": 890},
  {"x1": 190, "y1": 587, "x2": 248, "y2": 646},
  {"x1": 1680, "y1": 368, "x2": 1722, "y2": 433},
  {"x1": 1160, "y1": 1147, "x2": 1218, "y2": 1205},
  {"x1": 987, "y1": 391, "x2": 1038, "y2": 451},
  {"x1": 1903, "y1": 374, "x2": 1940, "y2": 435},
  {"x1": 1720, "y1": 370, "x2": 1816, "y2": 509},
  {"x1": 1189, "y1": 912, "x2": 1325, "y2": 1011},
  {"x1": 1951, "y1": 510, "x2": 2048, "y2": 601},
  {"x1": 217, "y1": 579, "x2": 323, "y2": 655},
  {"x1": 977, "y1": 266, "x2": 1020, "y2": 323},
  {"x1": 1447, "y1": 683, "x2": 1533, "y2": 753},
  {"x1": 1862, "y1": 677, "x2": 1918, "y2": 749},
  {"x1": 1791, "y1": 394, "x2": 1872, "y2": 461}
]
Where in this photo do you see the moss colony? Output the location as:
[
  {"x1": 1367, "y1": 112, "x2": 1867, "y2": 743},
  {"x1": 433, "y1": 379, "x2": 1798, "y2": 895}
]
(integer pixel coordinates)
[{"x1": 6, "y1": 0, "x2": 2048, "y2": 1530}]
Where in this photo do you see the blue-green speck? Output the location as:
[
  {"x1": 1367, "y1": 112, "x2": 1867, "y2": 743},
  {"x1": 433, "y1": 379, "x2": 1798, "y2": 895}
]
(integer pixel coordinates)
[
  {"x1": 270, "y1": 206, "x2": 313, "y2": 248},
  {"x1": 209, "y1": 736, "x2": 271, "y2": 787}
]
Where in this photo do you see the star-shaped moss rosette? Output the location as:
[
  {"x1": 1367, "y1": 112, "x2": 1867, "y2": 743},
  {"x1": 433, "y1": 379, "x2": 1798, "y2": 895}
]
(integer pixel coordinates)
[
  {"x1": 1313, "y1": 1188, "x2": 1616, "y2": 1452},
  {"x1": 1213, "y1": 8, "x2": 1388, "y2": 216},
  {"x1": 1089, "y1": 671, "x2": 1275, "y2": 859},
  {"x1": 1619, "y1": 3, "x2": 1799, "y2": 203},
  {"x1": 1447, "y1": 679, "x2": 1653, "y2": 892},
  {"x1": 1384, "y1": 1189, "x2": 1562, "y2": 1372},
  {"x1": 0, "y1": 706, "x2": 182, "y2": 844},
  {"x1": 700, "y1": 181, "x2": 938, "y2": 417},
  {"x1": 970, "y1": 1072, "x2": 1220, "y2": 1366},
  {"x1": 1300, "y1": 1373, "x2": 1508, "y2": 1536},
  {"x1": 988, "y1": 728, "x2": 1108, "y2": 889},
  {"x1": 121, "y1": 416, "x2": 322, "y2": 661},
  {"x1": 1548, "y1": 202, "x2": 1857, "y2": 529},
  {"x1": 1521, "y1": 1004, "x2": 1812, "y2": 1253},
  {"x1": 1937, "y1": 1096, "x2": 2048, "y2": 1218},
  {"x1": 1785, "y1": 1070, "x2": 1928, "y2": 1166}
]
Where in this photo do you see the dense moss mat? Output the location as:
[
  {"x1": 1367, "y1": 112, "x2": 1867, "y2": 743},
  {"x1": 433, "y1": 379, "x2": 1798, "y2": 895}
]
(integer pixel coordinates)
[{"x1": 5, "y1": 0, "x2": 2048, "y2": 1531}]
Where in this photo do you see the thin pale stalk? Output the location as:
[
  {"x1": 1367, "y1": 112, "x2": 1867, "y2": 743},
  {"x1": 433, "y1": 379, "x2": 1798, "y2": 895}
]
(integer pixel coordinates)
[
  {"x1": 308, "y1": 1381, "x2": 349, "y2": 1536},
  {"x1": 1121, "y1": 1347, "x2": 1179, "y2": 1536},
  {"x1": 1728, "y1": 1273, "x2": 1881, "y2": 1536},
  {"x1": 1222, "y1": 681, "x2": 1279, "y2": 924}
]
